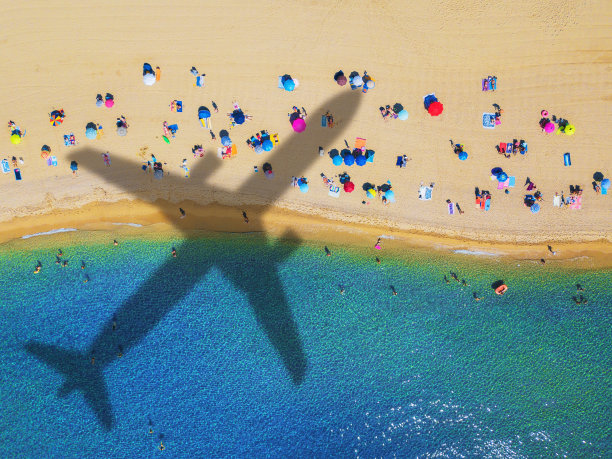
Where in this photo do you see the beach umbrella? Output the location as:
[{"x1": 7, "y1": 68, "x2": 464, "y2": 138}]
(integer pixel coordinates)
[
  {"x1": 233, "y1": 111, "x2": 245, "y2": 125},
  {"x1": 332, "y1": 155, "x2": 343, "y2": 166},
  {"x1": 199, "y1": 109, "x2": 211, "y2": 119},
  {"x1": 292, "y1": 118, "x2": 306, "y2": 133},
  {"x1": 564, "y1": 124, "x2": 575, "y2": 136},
  {"x1": 544, "y1": 122, "x2": 555, "y2": 133},
  {"x1": 265, "y1": 170, "x2": 274, "y2": 179},
  {"x1": 283, "y1": 78, "x2": 295, "y2": 91},
  {"x1": 423, "y1": 94, "x2": 438, "y2": 109},
  {"x1": 344, "y1": 181, "x2": 355, "y2": 193},
  {"x1": 385, "y1": 190, "x2": 395, "y2": 203},
  {"x1": 491, "y1": 167, "x2": 503, "y2": 176},
  {"x1": 254, "y1": 143, "x2": 264, "y2": 154},
  {"x1": 398, "y1": 109, "x2": 409, "y2": 121},
  {"x1": 96, "y1": 98, "x2": 104, "y2": 107},
  {"x1": 366, "y1": 188, "x2": 376, "y2": 199},
  {"x1": 428, "y1": 101, "x2": 443, "y2": 116},
  {"x1": 105, "y1": 99, "x2": 114, "y2": 108},
  {"x1": 366, "y1": 79, "x2": 375, "y2": 89},
  {"x1": 117, "y1": 126, "x2": 127, "y2": 136},
  {"x1": 531, "y1": 203, "x2": 540, "y2": 213},
  {"x1": 85, "y1": 127, "x2": 97, "y2": 139},
  {"x1": 355, "y1": 154, "x2": 367, "y2": 166},
  {"x1": 262, "y1": 139, "x2": 273, "y2": 151},
  {"x1": 458, "y1": 151, "x2": 468, "y2": 160},
  {"x1": 601, "y1": 178, "x2": 610, "y2": 190},
  {"x1": 497, "y1": 172, "x2": 508, "y2": 182},
  {"x1": 221, "y1": 136, "x2": 232, "y2": 146},
  {"x1": 299, "y1": 181, "x2": 309, "y2": 193},
  {"x1": 10, "y1": 133, "x2": 21, "y2": 144},
  {"x1": 344, "y1": 154, "x2": 355, "y2": 166},
  {"x1": 593, "y1": 172, "x2": 604, "y2": 182},
  {"x1": 337, "y1": 75, "x2": 347, "y2": 86},
  {"x1": 352, "y1": 75, "x2": 363, "y2": 86},
  {"x1": 143, "y1": 73, "x2": 156, "y2": 86},
  {"x1": 70, "y1": 161, "x2": 78, "y2": 171},
  {"x1": 50, "y1": 114, "x2": 63, "y2": 126},
  {"x1": 393, "y1": 103, "x2": 404, "y2": 114}
]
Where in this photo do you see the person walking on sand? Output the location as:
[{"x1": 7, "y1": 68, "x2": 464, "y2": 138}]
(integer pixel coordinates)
[
  {"x1": 179, "y1": 208, "x2": 186, "y2": 219},
  {"x1": 210, "y1": 130, "x2": 216, "y2": 140},
  {"x1": 375, "y1": 238, "x2": 382, "y2": 250},
  {"x1": 212, "y1": 101, "x2": 219, "y2": 113},
  {"x1": 547, "y1": 245, "x2": 557, "y2": 255},
  {"x1": 242, "y1": 211, "x2": 249, "y2": 223}
]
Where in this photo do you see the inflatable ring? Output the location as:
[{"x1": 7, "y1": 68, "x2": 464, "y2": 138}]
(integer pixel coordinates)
[
  {"x1": 541, "y1": 110, "x2": 549, "y2": 117},
  {"x1": 495, "y1": 284, "x2": 508, "y2": 295}
]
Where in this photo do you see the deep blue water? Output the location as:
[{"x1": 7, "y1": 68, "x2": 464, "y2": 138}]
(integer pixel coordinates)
[{"x1": 0, "y1": 232, "x2": 610, "y2": 457}]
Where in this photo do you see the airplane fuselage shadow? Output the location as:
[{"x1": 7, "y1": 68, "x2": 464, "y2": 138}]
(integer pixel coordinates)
[{"x1": 25, "y1": 90, "x2": 361, "y2": 429}]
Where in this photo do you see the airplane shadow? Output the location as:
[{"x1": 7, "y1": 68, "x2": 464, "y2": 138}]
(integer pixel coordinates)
[{"x1": 24, "y1": 90, "x2": 361, "y2": 430}]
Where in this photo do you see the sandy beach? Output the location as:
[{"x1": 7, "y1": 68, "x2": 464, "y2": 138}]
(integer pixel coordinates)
[{"x1": 1, "y1": 0, "x2": 611, "y2": 256}]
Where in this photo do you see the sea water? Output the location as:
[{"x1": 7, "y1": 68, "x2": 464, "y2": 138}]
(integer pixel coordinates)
[{"x1": 0, "y1": 232, "x2": 610, "y2": 458}]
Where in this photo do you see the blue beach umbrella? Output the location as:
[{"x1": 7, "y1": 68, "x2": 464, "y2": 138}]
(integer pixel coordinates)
[
  {"x1": 458, "y1": 151, "x2": 468, "y2": 160},
  {"x1": 198, "y1": 109, "x2": 211, "y2": 119},
  {"x1": 221, "y1": 136, "x2": 232, "y2": 146},
  {"x1": 233, "y1": 111, "x2": 245, "y2": 125},
  {"x1": 491, "y1": 167, "x2": 503, "y2": 176},
  {"x1": 283, "y1": 76, "x2": 295, "y2": 91},
  {"x1": 385, "y1": 190, "x2": 395, "y2": 202},
  {"x1": 299, "y1": 181, "x2": 309, "y2": 193},
  {"x1": 497, "y1": 172, "x2": 508, "y2": 182},
  {"x1": 398, "y1": 109, "x2": 408, "y2": 120},
  {"x1": 531, "y1": 203, "x2": 540, "y2": 213},
  {"x1": 601, "y1": 178, "x2": 610, "y2": 190},
  {"x1": 263, "y1": 139, "x2": 273, "y2": 151},
  {"x1": 85, "y1": 127, "x2": 97, "y2": 139},
  {"x1": 254, "y1": 144, "x2": 264, "y2": 154},
  {"x1": 355, "y1": 154, "x2": 367, "y2": 166},
  {"x1": 332, "y1": 155, "x2": 343, "y2": 166},
  {"x1": 344, "y1": 154, "x2": 355, "y2": 166}
]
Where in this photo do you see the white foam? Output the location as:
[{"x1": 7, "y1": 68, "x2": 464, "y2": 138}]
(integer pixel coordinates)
[
  {"x1": 377, "y1": 235, "x2": 398, "y2": 240},
  {"x1": 453, "y1": 249, "x2": 499, "y2": 256},
  {"x1": 111, "y1": 222, "x2": 143, "y2": 227},
  {"x1": 21, "y1": 228, "x2": 77, "y2": 239}
]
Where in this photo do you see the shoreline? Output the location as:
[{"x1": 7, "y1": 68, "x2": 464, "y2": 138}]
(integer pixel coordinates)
[{"x1": 2, "y1": 198, "x2": 611, "y2": 268}]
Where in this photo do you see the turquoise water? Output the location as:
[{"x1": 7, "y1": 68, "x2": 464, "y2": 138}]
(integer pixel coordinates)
[{"x1": 0, "y1": 232, "x2": 610, "y2": 457}]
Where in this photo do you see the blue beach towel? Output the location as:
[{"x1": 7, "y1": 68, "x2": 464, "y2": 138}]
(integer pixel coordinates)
[
  {"x1": 278, "y1": 76, "x2": 283, "y2": 89},
  {"x1": 508, "y1": 176, "x2": 516, "y2": 187},
  {"x1": 14, "y1": 168, "x2": 21, "y2": 180},
  {"x1": 482, "y1": 113, "x2": 495, "y2": 129},
  {"x1": 51, "y1": 156, "x2": 58, "y2": 167},
  {"x1": 1, "y1": 159, "x2": 9, "y2": 173},
  {"x1": 321, "y1": 115, "x2": 327, "y2": 127}
]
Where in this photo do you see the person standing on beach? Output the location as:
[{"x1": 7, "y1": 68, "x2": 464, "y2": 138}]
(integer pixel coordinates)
[
  {"x1": 212, "y1": 101, "x2": 219, "y2": 113},
  {"x1": 179, "y1": 208, "x2": 186, "y2": 219},
  {"x1": 242, "y1": 211, "x2": 249, "y2": 223}
]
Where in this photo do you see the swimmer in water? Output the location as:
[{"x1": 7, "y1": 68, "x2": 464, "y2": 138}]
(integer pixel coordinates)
[
  {"x1": 473, "y1": 292, "x2": 481, "y2": 301},
  {"x1": 34, "y1": 265, "x2": 41, "y2": 274},
  {"x1": 391, "y1": 286, "x2": 398, "y2": 296},
  {"x1": 81, "y1": 261, "x2": 86, "y2": 270},
  {"x1": 113, "y1": 240, "x2": 119, "y2": 246},
  {"x1": 55, "y1": 256, "x2": 61, "y2": 265},
  {"x1": 57, "y1": 249, "x2": 63, "y2": 257},
  {"x1": 83, "y1": 275, "x2": 89, "y2": 284},
  {"x1": 376, "y1": 257, "x2": 381, "y2": 264},
  {"x1": 324, "y1": 246, "x2": 331, "y2": 256},
  {"x1": 62, "y1": 260, "x2": 69, "y2": 268},
  {"x1": 112, "y1": 315, "x2": 117, "y2": 331},
  {"x1": 117, "y1": 346, "x2": 123, "y2": 358},
  {"x1": 576, "y1": 284, "x2": 584, "y2": 292},
  {"x1": 339, "y1": 286, "x2": 345, "y2": 295},
  {"x1": 450, "y1": 272, "x2": 459, "y2": 282},
  {"x1": 91, "y1": 356, "x2": 95, "y2": 365},
  {"x1": 159, "y1": 441, "x2": 165, "y2": 451},
  {"x1": 171, "y1": 248, "x2": 177, "y2": 258},
  {"x1": 461, "y1": 279, "x2": 469, "y2": 287},
  {"x1": 443, "y1": 275, "x2": 450, "y2": 284}
]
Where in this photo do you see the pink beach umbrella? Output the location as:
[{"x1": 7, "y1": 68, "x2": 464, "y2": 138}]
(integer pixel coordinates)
[
  {"x1": 105, "y1": 99, "x2": 114, "y2": 108},
  {"x1": 292, "y1": 118, "x2": 306, "y2": 133},
  {"x1": 544, "y1": 122, "x2": 555, "y2": 133}
]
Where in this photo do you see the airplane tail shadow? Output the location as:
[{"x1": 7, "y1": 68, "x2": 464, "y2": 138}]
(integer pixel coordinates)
[{"x1": 25, "y1": 341, "x2": 113, "y2": 430}]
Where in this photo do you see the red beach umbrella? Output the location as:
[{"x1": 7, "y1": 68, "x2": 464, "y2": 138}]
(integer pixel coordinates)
[
  {"x1": 428, "y1": 101, "x2": 443, "y2": 116},
  {"x1": 344, "y1": 181, "x2": 355, "y2": 193}
]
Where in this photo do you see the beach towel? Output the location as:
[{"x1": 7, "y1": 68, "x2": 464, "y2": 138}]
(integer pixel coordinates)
[
  {"x1": 321, "y1": 174, "x2": 334, "y2": 187},
  {"x1": 507, "y1": 143, "x2": 513, "y2": 154},
  {"x1": 497, "y1": 179, "x2": 509, "y2": 190},
  {"x1": 553, "y1": 195, "x2": 561, "y2": 207},
  {"x1": 272, "y1": 133, "x2": 279, "y2": 145},
  {"x1": 217, "y1": 147, "x2": 224, "y2": 158},
  {"x1": 418, "y1": 186, "x2": 432, "y2": 201},
  {"x1": 483, "y1": 113, "x2": 495, "y2": 129},
  {"x1": 328, "y1": 186, "x2": 340, "y2": 198},
  {"x1": 396, "y1": 156, "x2": 404, "y2": 167},
  {"x1": 482, "y1": 79, "x2": 489, "y2": 91},
  {"x1": 366, "y1": 149, "x2": 375, "y2": 163},
  {"x1": 484, "y1": 196, "x2": 491, "y2": 211},
  {"x1": 355, "y1": 137, "x2": 366, "y2": 150},
  {"x1": 499, "y1": 143, "x2": 506, "y2": 153},
  {"x1": 570, "y1": 195, "x2": 582, "y2": 210},
  {"x1": 508, "y1": 176, "x2": 515, "y2": 187},
  {"x1": 448, "y1": 202, "x2": 454, "y2": 214},
  {"x1": 490, "y1": 77, "x2": 497, "y2": 90},
  {"x1": 196, "y1": 75, "x2": 204, "y2": 87},
  {"x1": 231, "y1": 144, "x2": 237, "y2": 156},
  {"x1": 51, "y1": 156, "x2": 58, "y2": 167},
  {"x1": 64, "y1": 135, "x2": 70, "y2": 146},
  {"x1": 495, "y1": 117, "x2": 501, "y2": 125},
  {"x1": 176, "y1": 101, "x2": 183, "y2": 113},
  {"x1": 321, "y1": 115, "x2": 327, "y2": 127},
  {"x1": 601, "y1": 187, "x2": 607, "y2": 195},
  {"x1": 480, "y1": 196, "x2": 486, "y2": 210},
  {"x1": 14, "y1": 168, "x2": 21, "y2": 180},
  {"x1": 1, "y1": 159, "x2": 9, "y2": 173}
]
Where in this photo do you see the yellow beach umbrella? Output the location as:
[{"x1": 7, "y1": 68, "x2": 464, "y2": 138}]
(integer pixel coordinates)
[
  {"x1": 564, "y1": 124, "x2": 575, "y2": 136},
  {"x1": 10, "y1": 133, "x2": 21, "y2": 144}
]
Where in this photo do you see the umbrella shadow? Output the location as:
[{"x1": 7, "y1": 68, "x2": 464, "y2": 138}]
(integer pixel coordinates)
[{"x1": 24, "y1": 90, "x2": 362, "y2": 430}]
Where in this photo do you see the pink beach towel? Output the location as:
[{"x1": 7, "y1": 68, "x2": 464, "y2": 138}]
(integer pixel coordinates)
[
  {"x1": 569, "y1": 195, "x2": 582, "y2": 210},
  {"x1": 497, "y1": 179, "x2": 510, "y2": 189}
]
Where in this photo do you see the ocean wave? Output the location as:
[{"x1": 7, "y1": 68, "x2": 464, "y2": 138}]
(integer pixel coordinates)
[
  {"x1": 454, "y1": 249, "x2": 499, "y2": 256},
  {"x1": 111, "y1": 223, "x2": 143, "y2": 227},
  {"x1": 21, "y1": 228, "x2": 78, "y2": 239}
]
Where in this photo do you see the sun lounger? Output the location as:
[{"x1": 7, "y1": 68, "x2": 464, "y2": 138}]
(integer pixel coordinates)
[
  {"x1": 483, "y1": 113, "x2": 495, "y2": 129},
  {"x1": 14, "y1": 168, "x2": 21, "y2": 180},
  {"x1": 570, "y1": 195, "x2": 582, "y2": 210},
  {"x1": 448, "y1": 202, "x2": 454, "y2": 214},
  {"x1": 1, "y1": 159, "x2": 9, "y2": 174}
]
